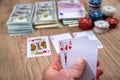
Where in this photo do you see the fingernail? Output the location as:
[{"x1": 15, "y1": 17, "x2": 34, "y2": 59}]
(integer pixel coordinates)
[{"x1": 75, "y1": 58, "x2": 85, "y2": 66}]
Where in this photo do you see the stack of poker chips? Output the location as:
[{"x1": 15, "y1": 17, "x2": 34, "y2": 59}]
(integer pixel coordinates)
[
  {"x1": 101, "y1": 5, "x2": 116, "y2": 19},
  {"x1": 89, "y1": 10, "x2": 103, "y2": 22},
  {"x1": 88, "y1": 0, "x2": 119, "y2": 33},
  {"x1": 78, "y1": 17, "x2": 93, "y2": 30},
  {"x1": 7, "y1": 4, "x2": 34, "y2": 36},
  {"x1": 105, "y1": 17, "x2": 119, "y2": 28},
  {"x1": 89, "y1": 0, "x2": 103, "y2": 22},
  {"x1": 101, "y1": 5, "x2": 119, "y2": 29},
  {"x1": 89, "y1": 0, "x2": 102, "y2": 10},
  {"x1": 93, "y1": 20, "x2": 110, "y2": 34}
]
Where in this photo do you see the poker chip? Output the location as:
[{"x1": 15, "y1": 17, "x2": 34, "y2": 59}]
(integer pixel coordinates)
[
  {"x1": 89, "y1": 10, "x2": 103, "y2": 21},
  {"x1": 105, "y1": 17, "x2": 119, "y2": 28},
  {"x1": 89, "y1": 4, "x2": 101, "y2": 11},
  {"x1": 89, "y1": 3, "x2": 101, "y2": 9},
  {"x1": 89, "y1": 6, "x2": 101, "y2": 11},
  {"x1": 93, "y1": 20, "x2": 110, "y2": 33},
  {"x1": 89, "y1": 0, "x2": 102, "y2": 5},
  {"x1": 78, "y1": 17, "x2": 93, "y2": 30},
  {"x1": 102, "y1": 5, "x2": 116, "y2": 17}
]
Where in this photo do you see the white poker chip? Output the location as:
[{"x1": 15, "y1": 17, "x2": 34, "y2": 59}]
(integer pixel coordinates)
[
  {"x1": 94, "y1": 20, "x2": 109, "y2": 28},
  {"x1": 93, "y1": 20, "x2": 110, "y2": 34},
  {"x1": 102, "y1": 5, "x2": 116, "y2": 16}
]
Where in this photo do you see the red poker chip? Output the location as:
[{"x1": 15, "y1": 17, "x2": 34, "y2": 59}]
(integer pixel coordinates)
[
  {"x1": 103, "y1": 15, "x2": 113, "y2": 20},
  {"x1": 105, "y1": 17, "x2": 119, "y2": 28},
  {"x1": 79, "y1": 18, "x2": 93, "y2": 30}
]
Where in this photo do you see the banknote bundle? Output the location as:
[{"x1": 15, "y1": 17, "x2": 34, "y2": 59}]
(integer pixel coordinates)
[
  {"x1": 33, "y1": 1, "x2": 62, "y2": 29},
  {"x1": 7, "y1": 4, "x2": 34, "y2": 36},
  {"x1": 57, "y1": 0, "x2": 86, "y2": 27}
]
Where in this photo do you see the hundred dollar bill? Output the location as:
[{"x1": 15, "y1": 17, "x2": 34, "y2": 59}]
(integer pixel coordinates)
[
  {"x1": 33, "y1": 1, "x2": 58, "y2": 25},
  {"x1": 7, "y1": 4, "x2": 35, "y2": 36}
]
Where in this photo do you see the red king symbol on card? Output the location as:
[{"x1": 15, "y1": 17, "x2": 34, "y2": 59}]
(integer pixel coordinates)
[
  {"x1": 68, "y1": 41, "x2": 72, "y2": 50},
  {"x1": 69, "y1": 46, "x2": 72, "y2": 49},
  {"x1": 43, "y1": 50, "x2": 47, "y2": 53},
  {"x1": 65, "y1": 45, "x2": 68, "y2": 51},
  {"x1": 60, "y1": 48, "x2": 64, "y2": 51},
  {"x1": 31, "y1": 40, "x2": 34, "y2": 42}
]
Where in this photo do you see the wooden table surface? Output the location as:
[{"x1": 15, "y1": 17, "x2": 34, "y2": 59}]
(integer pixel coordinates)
[{"x1": 0, "y1": 0, "x2": 120, "y2": 80}]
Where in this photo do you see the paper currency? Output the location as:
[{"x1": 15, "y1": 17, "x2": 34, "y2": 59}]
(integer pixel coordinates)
[{"x1": 7, "y1": 4, "x2": 34, "y2": 36}]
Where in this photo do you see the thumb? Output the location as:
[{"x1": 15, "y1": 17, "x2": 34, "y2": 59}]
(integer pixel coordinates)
[{"x1": 63, "y1": 58, "x2": 85, "y2": 79}]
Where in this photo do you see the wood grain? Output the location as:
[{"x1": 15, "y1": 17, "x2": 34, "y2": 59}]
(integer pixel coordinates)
[{"x1": 0, "y1": 0, "x2": 120, "y2": 80}]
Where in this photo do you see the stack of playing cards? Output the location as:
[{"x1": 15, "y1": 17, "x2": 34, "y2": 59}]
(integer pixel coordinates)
[
  {"x1": 33, "y1": 1, "x2": 62, "y2": 29},
  {"x1": 7, "y1": 4, "x2": 34, "y2": 36},
  {"x1": 27, "y1": 36, "x2": 51, "y2": 57},
  {"x1": 49, "y1": 31, "x2": 103, "y2": 80},
  {"x1": 50, "y1": 31, "x2": 103, "y2": 54},
  {"x1": 59, "y1": 37, "x2": 98, "y2": 80},
  {"x1": 57, "y1": 0, "x2": 86, "y2": 27}
]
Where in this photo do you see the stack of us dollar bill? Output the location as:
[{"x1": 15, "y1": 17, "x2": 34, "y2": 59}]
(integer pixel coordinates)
[
  {"x1": 57, "y1": 0, "x2": 86, "y2": 27},
  {"x1": 7, "y1": 4, "x2": 34, "y2": 36},
  {"x1": 33, "y1": 1, "x2": 62, "y2": 29}
]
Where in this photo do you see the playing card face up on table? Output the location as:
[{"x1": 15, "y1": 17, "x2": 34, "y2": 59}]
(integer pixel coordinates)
[{"x1": 27, "y1": 36, "x2": 51, "y2": 58}]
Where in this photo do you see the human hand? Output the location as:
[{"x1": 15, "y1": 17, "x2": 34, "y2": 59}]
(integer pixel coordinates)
[
  {"x1": 96, "y1": 60, "x2": 103, "y2": 80},
  {"x1": 42, "y1": 54, "x2": 103, "y2": 80}
]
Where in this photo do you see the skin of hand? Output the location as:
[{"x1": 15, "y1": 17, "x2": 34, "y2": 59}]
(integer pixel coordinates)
[{"x1": 42, "y1": 54, "x2": 103, "y2": 80}]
